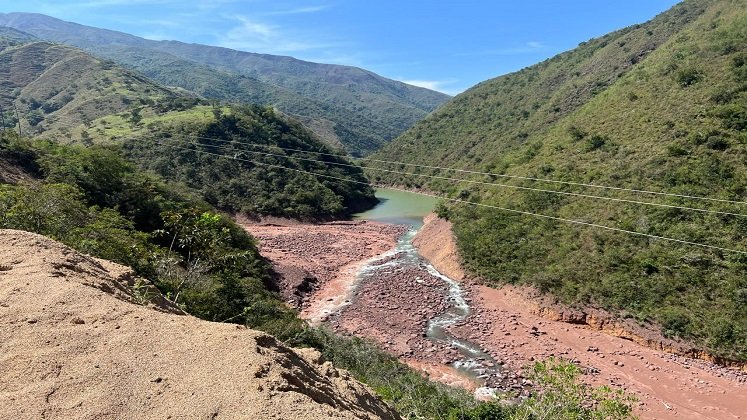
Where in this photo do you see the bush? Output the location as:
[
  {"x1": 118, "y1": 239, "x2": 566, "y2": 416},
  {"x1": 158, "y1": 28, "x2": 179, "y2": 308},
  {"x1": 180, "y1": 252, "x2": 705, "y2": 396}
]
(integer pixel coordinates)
[
  {"x1": 675, "y1": 68, "x2": 703, "y2": 87},
  {"x1": 435, "y1": 201, "x2": 451, "y2": 220},
  {"x1": 712, "y1": 104, "x2": 747, "y2": 131},
  {"x1": 510, "y1": 358, "x2": 637, "y2": 420},
  {"x1": 585, "y1": 135, "x2": 608, "y2": 151}
]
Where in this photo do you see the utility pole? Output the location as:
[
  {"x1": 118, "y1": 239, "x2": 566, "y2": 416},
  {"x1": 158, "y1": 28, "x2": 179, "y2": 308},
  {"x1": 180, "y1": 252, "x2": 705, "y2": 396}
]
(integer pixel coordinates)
[{"x1": 13, "y1": 103, "x2": 21, "y2": 137}]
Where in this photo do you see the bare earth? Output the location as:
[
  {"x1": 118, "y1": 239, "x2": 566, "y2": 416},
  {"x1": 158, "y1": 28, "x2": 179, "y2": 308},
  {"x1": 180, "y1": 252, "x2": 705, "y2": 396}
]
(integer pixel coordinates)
[
  {"x1": 240, "y1": 219, "x2": 408, "y2": 323},
  {"x1": 242, "y1": 219, "x2": 484, "y2": 389},
  {"x1": 245, "y1": 214, "x2": 747, "y2": 420},
  {"x1": 0, "y1": 229, "x2": 399, "y2": 420},
  {"x1": 418, "y1": 215, "x2": 747, "y2": 420}
]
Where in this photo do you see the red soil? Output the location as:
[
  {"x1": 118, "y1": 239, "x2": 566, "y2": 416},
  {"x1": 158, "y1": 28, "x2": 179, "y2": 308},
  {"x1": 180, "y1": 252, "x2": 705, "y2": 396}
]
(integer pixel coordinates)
[
  {"x1": 418, "y1": 214, "x2": 747, "y2": 420},
  {"x1": 240, "y1": 214, "x2": 747, "y2": 419}
]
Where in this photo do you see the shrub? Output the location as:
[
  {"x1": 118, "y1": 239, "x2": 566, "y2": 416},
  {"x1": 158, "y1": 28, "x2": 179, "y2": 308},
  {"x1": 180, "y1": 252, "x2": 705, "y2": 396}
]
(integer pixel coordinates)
[
  {"x1": 510, "y1": 358, "x2": 637, "y2": 420},
  {"x1": 712, "y1": 104, "x2": 747, "y2": 131},
  {"x1": 675, "y1": 68, "x2": 703, "y2": 87},
  {"x1": 567, "y1": 126, "x2": 587, "y2": 141},
  {"x1": 585, "y1": 135, "x2": 608, "y2": 151}
]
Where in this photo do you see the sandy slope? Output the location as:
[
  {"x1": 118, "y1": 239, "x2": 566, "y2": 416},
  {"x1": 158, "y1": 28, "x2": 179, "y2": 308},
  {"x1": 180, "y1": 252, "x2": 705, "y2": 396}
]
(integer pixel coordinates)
[
  {"x1": 415, "y1": 215, "x2": 747, "y2": 420},
  {"x1": 0, "y1": 229, "x2": 399, "y2": 420}
]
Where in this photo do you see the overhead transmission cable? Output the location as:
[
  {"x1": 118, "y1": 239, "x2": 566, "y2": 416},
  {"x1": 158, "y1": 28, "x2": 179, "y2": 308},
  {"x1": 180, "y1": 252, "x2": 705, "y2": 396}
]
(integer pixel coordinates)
[
  {"x1": 31, "y1": 115, "x2": 747, "y2": 207},
  {"x1": 158, "y1": 141, "x2": 747, "y2": 256},
  {"x1": 177, "y1": 138, "x2": 747, "y2": 219},
  {"x1": 179, "y1": 133, "x2": 747, "y2": 207}
]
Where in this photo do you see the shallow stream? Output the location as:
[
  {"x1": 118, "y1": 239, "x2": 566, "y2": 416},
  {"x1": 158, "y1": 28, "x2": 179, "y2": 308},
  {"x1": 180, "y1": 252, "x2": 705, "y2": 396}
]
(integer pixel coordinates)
[{"x1": 353, "y1": 189, "x2": 501, "y2": 392}]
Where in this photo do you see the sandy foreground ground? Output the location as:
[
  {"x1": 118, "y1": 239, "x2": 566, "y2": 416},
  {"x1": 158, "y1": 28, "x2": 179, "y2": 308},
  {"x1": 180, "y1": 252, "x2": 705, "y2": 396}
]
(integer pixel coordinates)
[
  {"x1": 241, "y1": 216, "x2": 747, "y2": 420},
  {"x1": 0, "y1": 229, "x2": 399, "y2": 420}
]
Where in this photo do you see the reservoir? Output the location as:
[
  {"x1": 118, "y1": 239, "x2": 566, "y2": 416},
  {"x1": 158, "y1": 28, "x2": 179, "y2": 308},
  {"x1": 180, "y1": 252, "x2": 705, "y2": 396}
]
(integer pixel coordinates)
[{"x1": 354, "y1": 188, "x2": 438, "y2": 228}]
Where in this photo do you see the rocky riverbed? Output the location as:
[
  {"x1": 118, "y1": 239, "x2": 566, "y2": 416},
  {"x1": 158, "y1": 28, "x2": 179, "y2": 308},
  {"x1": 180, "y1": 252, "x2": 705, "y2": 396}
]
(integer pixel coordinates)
[
  {"x1": 239, "y1": 218, "x2": 407, "y2": 312},
  {"x1": 241, "y1": 214, "x2": 747, "y2": 419}
]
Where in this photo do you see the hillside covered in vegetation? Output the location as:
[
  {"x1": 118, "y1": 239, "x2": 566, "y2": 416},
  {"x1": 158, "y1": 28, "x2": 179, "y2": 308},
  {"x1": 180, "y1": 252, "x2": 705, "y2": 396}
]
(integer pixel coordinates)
[
  {"x1": 0, "y1": 30, "x2": 378, "y2": 219},
  {"x1": 119, "y1": 104, "x2": 378, "y2": 219},
  {"x1": 0, "y1": 34, "x2": 182, "y2": 140},
  {"x1": 370, "y1": 0, "x2": 747, "y2": 361},
  {"x1": 0, "y1": 13, "x2": 450, "y2": 155}
]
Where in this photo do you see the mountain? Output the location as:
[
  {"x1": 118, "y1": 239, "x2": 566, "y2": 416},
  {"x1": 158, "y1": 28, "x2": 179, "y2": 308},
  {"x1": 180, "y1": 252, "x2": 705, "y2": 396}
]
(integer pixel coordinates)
[
  {"x1": 0, "y1": 25, "x2": 34, "y2": 46},
  {"x1": 0, "y1": 30, "x2": 377, "y2": 219},
  {"x1": 369, "y1": 0, "x2": 747, "y2": 361},
  {"x1": 0, "y1": 13, "x2": 451, "y2": 155},
  {"x1": 0, "y1": 35, "x2": 182, "y2": 140}
]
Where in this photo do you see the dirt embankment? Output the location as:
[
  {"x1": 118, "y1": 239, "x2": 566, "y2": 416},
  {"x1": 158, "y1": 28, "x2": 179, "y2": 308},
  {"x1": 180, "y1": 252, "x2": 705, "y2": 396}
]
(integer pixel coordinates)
[
  {"x1": 0, "y1": 154, "x2": 38, "y2": 185},
  {"x1": 415, "y1": 214, "x2": 747, "y2": 420},
  {"x1": 0, "y1": 229, "x2": 399, "y2": 420}
]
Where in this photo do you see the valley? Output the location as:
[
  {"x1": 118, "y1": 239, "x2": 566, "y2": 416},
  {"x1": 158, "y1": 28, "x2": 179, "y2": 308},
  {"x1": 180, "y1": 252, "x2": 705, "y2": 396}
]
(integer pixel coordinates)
[
  {"x1": 1, "y1": 0, "x2": 746, "y2": 418},
  {"x1": 242, "y1": 189, "x2": 747, "y2": 419}
]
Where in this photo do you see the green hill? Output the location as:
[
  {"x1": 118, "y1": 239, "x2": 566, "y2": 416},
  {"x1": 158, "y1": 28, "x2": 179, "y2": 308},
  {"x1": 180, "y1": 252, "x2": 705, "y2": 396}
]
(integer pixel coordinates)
[
  {"x1": 370, "y1": 0, "x2": 747, "y2": 361},
  {"x1": 0, "y1": 31, "x2": 376, "y2": 219},
  {"x1": 0, "y1": 38, "x2": 181, "y2": 140},
  {"x1": 0, "y1": 13, "x2": 450, "y2": 155},
  {"x1": 114, "y1": 104, "x2": 378, "y2": 219}
]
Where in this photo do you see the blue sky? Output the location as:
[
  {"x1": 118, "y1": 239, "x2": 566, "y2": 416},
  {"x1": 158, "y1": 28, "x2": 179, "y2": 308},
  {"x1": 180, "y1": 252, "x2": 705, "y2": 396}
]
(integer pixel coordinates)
[{"x1": 0, "y1": 1, "x2": 681, "y2": 94}]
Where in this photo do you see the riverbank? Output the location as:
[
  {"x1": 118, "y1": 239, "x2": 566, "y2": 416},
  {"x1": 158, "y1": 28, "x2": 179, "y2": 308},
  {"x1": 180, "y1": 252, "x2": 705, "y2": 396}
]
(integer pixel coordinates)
[
  {"x1": 238, "y1": 217, "x2": 407, "y2": 319},
  {"x1": 240, "y1": 209, "x2": 747, "y2": 419},
  {"x1": 414, "y1": 213, "x2": 747, "y2": 420},
  {"x1": 240, "y1": 216, "x2": 498, "y2": 391}
]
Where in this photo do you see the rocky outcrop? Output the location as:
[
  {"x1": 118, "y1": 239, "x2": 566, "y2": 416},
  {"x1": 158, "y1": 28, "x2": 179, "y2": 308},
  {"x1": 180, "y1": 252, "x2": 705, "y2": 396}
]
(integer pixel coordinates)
[{"x1": 0, "y1": 229, "x2": 400, "y2": 419}]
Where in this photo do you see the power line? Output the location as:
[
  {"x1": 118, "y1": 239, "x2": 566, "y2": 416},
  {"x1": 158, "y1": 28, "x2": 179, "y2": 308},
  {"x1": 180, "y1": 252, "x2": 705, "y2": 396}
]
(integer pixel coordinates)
[
  {"x1": 33, "y1": 115, "x2": 747, "y2": 217},
  {"x1": 158, "y1": 142, "x2": 747, "y2": 256},
  {"x1": 37, "y1": 114, "x2": 747, "y2": 208},
  {"x1": 178, "y1": 133, "x2": 747, "y2": 207},
  {"x1": 180, "y1": 139, "x2": 747, "y2": 219}
]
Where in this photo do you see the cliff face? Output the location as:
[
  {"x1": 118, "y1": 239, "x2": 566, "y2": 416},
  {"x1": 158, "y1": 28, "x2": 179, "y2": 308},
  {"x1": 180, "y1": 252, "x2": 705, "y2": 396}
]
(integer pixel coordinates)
[{"x1": 0, "y1": 229, "x2": 399, "y2": 420}]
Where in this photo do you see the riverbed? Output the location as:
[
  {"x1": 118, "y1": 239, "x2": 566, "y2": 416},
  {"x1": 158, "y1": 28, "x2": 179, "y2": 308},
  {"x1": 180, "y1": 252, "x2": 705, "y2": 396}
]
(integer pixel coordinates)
[
  {"x1": 240, "y1": 190, "x2": 747, "y2": 418},
  {"x1": 349, "y1": 189, "x2": 503, "y2": 391}
]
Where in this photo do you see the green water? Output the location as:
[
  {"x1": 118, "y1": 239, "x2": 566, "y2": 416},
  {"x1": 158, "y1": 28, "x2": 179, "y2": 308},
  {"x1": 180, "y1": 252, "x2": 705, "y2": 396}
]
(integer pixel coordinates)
[{"x1": 353, "y1": 189, "x2": 438, "y2": 228}]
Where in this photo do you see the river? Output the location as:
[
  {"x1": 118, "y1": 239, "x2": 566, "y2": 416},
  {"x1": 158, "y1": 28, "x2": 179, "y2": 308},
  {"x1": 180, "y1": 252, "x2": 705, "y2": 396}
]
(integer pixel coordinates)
[{"x1": 353, "y1": 189, "x2": 501, "y2": 393}]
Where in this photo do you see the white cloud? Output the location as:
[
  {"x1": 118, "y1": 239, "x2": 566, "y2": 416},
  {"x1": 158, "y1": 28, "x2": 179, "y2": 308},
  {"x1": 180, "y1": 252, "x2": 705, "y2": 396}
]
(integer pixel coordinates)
[
  {"x1": 218, "y1": 14, "x2": 340, "y2": 53},
  {"x1": 264, "y1": 5, "x2": 329, "y2": 16},
  {"x1": 64, "y1": 0, "x2": 178, "y2": 7},
  {"x1": 456, "y1": 41, "x2": 546, "y2": 57},
  {"x1": 398, "y1": 79, "x2": 459, "y2": 95}
]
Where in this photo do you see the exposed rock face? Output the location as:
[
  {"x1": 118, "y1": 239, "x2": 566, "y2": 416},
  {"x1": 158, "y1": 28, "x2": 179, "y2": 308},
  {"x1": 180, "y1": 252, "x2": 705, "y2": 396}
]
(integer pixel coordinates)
[
  {"x1": 0, "y1": 155, "x2": 37, "y2": 185},
  {"x1": 0, "y1": 229, "x2": 399, "y2": 420},
  {"x1": 412, "y1": 213, "x2": 466, "y2": 282}
]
